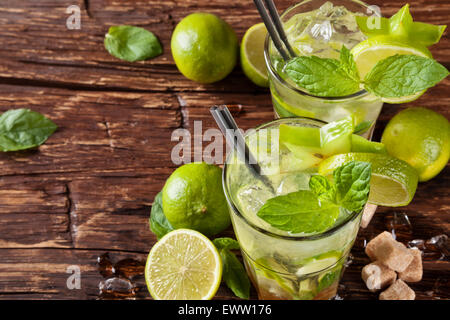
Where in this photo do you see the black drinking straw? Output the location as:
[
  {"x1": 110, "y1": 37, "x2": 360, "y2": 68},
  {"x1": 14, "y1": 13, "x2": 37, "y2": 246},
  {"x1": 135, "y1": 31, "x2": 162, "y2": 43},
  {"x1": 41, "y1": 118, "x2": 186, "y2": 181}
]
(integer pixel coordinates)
[
  {"x1": 253, "y1": 0, "x2": 295, "y2": 61},
  {"x1": 210, "y1": 105, "x2": 262, "y2": 175}
]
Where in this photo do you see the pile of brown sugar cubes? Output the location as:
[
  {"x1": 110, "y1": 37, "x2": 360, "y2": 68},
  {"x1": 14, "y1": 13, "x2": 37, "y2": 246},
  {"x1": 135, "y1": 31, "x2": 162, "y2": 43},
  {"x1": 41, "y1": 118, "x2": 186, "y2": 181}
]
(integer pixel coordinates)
[{"x1": 362, "y1": 231, "x2": 423, "y2": 300}]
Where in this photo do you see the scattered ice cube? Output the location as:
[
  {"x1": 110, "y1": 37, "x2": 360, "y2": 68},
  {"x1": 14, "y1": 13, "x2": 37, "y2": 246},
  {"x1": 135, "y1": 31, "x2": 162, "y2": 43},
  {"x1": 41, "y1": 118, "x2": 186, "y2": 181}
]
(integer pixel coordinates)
[
  {"x1": 276, "y1": 172, "x2": 311, "y2": 195},
  {"x1": 310, "y1": 20, "x2": 333, "y2": 42},
  {"x1": 237, "y1": 182, "x2": 275, "y2": 216}
]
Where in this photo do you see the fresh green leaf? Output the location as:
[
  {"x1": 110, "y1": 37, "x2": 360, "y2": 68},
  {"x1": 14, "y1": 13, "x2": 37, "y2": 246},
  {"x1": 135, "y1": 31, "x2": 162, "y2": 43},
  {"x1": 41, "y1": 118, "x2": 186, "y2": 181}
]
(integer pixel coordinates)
[
  {"x1": 339, "y1": 45, "x2": 359, "y2": 81},
  {"x1": 219, "y1": 249, "x2": 250, "y2": 299},
  {"x1": 257, "y1": 190, "x2": 340, "y2": 234},
  {"x1": 284, "y1": 55, "x2": 360, "y2": 97},
  {"x1": 149, "y1": 192, "x2": 173, "y2": 240},
  {"x1": 104, "y1": 25, "x2": 162, "y2": 62},
  {"x1": 333, "y1": 161, "x2": 372, "y2": 212},
  {"x1": 353, "y1": 120, "x2": 373, "y2": 135},
  {"x1": 309, "y1": 175, "x2": 336, "y2": 203},
  {"x1": 364, "y1": 55, "x2": 449, "y2": 98},
  {"x1": 0, "y1": 108, "x2": 57, "y2": 151},
  {"x1": 213, "y1": 237, "x2": 240, "y2": 251}
]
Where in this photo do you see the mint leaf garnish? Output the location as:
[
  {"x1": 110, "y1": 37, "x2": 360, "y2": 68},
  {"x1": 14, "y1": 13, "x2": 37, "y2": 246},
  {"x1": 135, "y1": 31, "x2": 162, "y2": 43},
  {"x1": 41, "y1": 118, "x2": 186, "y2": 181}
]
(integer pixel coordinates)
[
  {"x1": 149, "y1": 192, "x2": 173, "y2": 240},
  {"x1": 309, "y1": 175, "x2": 336, "y2": 203},
  {"x1": 257, "y1": 190, "x2": 340, "y2": 234},
  {"x1": 364, "y1": 54, "x2": 449, "y2": 98},
  {"x1": 213, "y1": 238, "x2": 250, "y2": 299},
  {"x1": 104, "y1": 25, "x2": 162, "y2": 62},
  {"x1": 213, "y1": 237, "x2": 240, "y2": 251},
  {"x1": 257, "y1": 162, "x2": 372, "y2": 234},
  {"x1": 333, "y1": 161, "x2": 372, "y2": 212},
  {"x1": 0, "y1": 109, "x2": 57, "y2": 152},
  {"x1": 284, "y1": 54, "x2": 360, "y2": 97},
  {"x1": 339, "y1": 45, "x2": 359, "y2": 81}
]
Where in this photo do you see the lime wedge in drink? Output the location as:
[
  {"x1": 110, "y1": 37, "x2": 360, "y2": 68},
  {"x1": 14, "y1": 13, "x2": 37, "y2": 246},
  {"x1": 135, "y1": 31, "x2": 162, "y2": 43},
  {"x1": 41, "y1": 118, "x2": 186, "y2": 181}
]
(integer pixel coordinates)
[
  {"x1": 296, "y1": 251, "x2": 342, "y2": 276},
  {"x1": 351, "y1": 135, "x2": 387, "y2": 154},
  {"x1": 318, "y1": 153, "x2": 419, "y2": 206},
  {"x1": 241, "y1": 23, "x2": 269, "y2": 87},
  {"x1": 145, "y1": 229, "x2": 222, "y2": 300}
]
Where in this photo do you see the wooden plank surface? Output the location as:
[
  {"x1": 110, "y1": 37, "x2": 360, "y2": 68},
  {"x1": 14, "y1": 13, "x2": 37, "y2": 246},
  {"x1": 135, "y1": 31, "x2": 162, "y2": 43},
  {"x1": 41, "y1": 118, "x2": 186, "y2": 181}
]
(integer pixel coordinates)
[{"x1": 0, "y1": 0, "x2": 448, "y2": 300}]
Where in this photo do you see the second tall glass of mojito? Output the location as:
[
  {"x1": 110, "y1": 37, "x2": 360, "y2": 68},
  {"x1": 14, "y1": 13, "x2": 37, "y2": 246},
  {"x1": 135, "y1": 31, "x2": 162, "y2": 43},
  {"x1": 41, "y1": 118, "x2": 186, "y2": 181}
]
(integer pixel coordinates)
[
  {"x1": 265, "y1": 0, "x2": 383, "y2": 136},
  {"x1": 223, "y1": 118, "x2": 364, "y2": 300}
]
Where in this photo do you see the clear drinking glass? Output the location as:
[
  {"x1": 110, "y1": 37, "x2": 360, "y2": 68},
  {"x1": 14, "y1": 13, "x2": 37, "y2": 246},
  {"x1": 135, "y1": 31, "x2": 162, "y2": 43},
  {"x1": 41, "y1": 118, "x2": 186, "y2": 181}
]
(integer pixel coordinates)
[
  {"x1": 264, "y1": 0, "x2": 383, "y2": 138},
  {"x1": 223, "y1": 117, "x2": 363, "y2": 300}
]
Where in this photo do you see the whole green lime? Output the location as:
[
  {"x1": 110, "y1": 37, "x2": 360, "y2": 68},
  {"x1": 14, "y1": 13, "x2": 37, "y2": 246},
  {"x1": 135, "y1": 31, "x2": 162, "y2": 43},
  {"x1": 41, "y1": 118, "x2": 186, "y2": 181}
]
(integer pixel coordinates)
[
  {"x1": 381, "y1": 107, "x2": 450, "y2": 182},
  {"x1": 171, "y1": 13, "x2": 238, "y2": 83},
  {"x1": 162, "y1": 162, "x2": 230, "y2": 237}
]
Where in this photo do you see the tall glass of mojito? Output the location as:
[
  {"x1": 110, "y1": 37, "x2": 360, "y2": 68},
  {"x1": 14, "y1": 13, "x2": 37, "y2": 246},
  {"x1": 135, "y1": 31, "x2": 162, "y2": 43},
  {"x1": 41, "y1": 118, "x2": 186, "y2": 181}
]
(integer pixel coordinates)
[
  {"x1": 265, "y1": 0, "x2": 383, "y2": 136},
  {"x1": 223, "y1": 117, "x2": 371, "y2": 300}
]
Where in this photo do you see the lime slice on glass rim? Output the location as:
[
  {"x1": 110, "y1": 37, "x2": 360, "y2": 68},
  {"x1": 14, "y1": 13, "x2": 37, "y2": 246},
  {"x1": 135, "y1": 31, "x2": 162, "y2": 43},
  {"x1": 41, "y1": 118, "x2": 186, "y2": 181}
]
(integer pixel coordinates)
[
  {"x1": 318, "y1": 153, "x2": 419, "y2": 207},
  {"x1": 351, "y1": 35, "x2": 432, "y2": 103},
  {"x1": 241, "y1": 23, "x2": 269, "y2": 87},
  {"x1": 145, "y1": 229, "x2": 222, "y2": 300}
]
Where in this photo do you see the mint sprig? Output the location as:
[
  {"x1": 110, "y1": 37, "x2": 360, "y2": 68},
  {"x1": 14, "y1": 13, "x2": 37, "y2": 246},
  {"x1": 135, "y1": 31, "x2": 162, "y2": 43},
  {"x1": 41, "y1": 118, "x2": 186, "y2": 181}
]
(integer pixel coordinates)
[
  {"x1": 333, "y1": 161, "x2": 372, "y2": 212},
  {"x1": 284, "y1": 52, "x2": 361, "y2": 97},
  {"x1": 256, "y1": 161, "x2": 372, "y2": 234},
  {"x1": 364, "y1": 54, "x2": 449, "y2": 98},
  {"x1": 284, "y1": 46, "x2": 449, "y2": 99},
  {"x1": 213, "y1": 238, "x2": 250, "y2": 300}
]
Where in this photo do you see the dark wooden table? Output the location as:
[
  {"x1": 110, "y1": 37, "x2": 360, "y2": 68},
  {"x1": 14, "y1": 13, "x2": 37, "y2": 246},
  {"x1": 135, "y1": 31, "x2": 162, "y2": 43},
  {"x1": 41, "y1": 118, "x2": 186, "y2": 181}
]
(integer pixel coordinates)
[{"x1": 0, "y1": 0, "x2": 448, "y2": 300}]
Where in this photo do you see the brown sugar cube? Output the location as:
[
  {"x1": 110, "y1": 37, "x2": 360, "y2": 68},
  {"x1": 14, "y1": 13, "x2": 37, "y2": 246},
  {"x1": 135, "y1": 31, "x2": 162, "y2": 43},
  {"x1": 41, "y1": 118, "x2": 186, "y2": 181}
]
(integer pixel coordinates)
[
  {"x1": 361, "y1": 204, "x2": 378, "y2": 228},
  {"x1": 399, "y1": 248, "x2": 423, "y2": 282},
  {"x1": 365, "y1": 232, "x2": 413, "y2": 272},
  {"x1": 379, "y1": 279, "x2": 415, "y2": 300},
  {"x1": 362, "y1": 261, "x2": 396, "y2": 292},
  {"x1": 365, "y1": 231, "x2": 394, "y2": 260}
]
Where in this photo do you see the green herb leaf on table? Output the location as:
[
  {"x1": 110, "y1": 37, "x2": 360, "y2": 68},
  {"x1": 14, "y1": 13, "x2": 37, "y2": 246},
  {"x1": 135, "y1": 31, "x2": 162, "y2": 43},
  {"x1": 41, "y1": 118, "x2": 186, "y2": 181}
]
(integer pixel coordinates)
[
  {"x1": 0, "y1": 108, "x2": 57, "y2": 151},
  {"x1": 256, "y1": 190, "x2": 340, "y2": 234},
  {"x1": 363, "y1": 54, "x2": 449, "y2": 98},
  {"x1": 104, "y1": 25, "x2": 163, "y2": 62},
  {"x1": 213, "y1": 237, "x2": 240, "y2": 251},
  {"x1": 213, "y1": 238, "x2": 250, "y2": 300},
  {"x1": 284, "y1": 55, "x2": 360, "y2": 97},
  {"x1": 219, "y1": 250, "x2": 250, "y2": 300},
  {"x1": 333, "y1": 161, "x2": 372, "y2": 213},
  {"x1": 149, "y1": 191, "x2": 173, "y2": 240}
]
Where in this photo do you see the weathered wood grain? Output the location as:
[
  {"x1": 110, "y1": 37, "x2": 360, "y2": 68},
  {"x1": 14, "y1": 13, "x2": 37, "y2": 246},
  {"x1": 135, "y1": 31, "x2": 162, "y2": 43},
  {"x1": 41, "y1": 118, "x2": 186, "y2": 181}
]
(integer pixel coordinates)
[{"x1": 0, "y1": 0, "x2": 447, "y2": 92}]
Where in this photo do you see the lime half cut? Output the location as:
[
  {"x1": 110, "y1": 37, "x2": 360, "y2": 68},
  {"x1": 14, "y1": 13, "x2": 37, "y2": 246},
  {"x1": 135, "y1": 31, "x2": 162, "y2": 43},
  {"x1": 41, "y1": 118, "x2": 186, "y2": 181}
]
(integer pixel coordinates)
[
  {"x1": 241, "y1": 23, "x2": 269, "y2": 87},
  {"x1": 145, "y1": 229, "x2": 222, "y2": 300},
  {"x1": 351, "y1": 35, "x2": 432, "y2": 104},
  {"x1": 318, "y1": 153, "x2": 419, "y2": 207}
]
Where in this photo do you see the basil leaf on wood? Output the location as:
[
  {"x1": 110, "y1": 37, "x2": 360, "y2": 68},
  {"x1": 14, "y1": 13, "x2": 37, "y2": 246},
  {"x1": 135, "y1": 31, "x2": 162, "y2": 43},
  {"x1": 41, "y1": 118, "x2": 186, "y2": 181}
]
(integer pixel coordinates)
[
  {"x1": 0, "y1": 108, "x2": 57, "y2": 151},
  {"x1": 104, "y1": 25, "x2": 163, "y2": 62}
]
